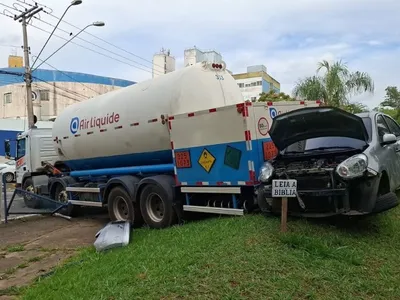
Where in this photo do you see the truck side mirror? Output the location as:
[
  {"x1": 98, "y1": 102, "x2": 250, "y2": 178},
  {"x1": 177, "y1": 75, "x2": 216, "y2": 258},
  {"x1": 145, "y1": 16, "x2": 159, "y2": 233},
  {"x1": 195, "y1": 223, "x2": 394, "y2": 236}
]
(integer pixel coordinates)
[{"x1": 4, "y1": 140, "x2": 12, "y2": 159}]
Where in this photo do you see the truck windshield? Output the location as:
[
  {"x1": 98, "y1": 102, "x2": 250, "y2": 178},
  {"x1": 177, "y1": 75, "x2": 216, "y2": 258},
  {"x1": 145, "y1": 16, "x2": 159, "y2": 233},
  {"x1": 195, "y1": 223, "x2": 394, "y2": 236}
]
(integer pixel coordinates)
[
  {"x1": 16, "y1": 138, "x2": 26, "y2": 159},
  {"x1": 285, "y1": 117, "x2": 372, "y2": 153}
]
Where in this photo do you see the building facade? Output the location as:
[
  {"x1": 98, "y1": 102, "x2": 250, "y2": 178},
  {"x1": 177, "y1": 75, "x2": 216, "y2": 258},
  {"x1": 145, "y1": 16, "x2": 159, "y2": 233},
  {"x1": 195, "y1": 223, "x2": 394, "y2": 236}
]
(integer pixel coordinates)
[
  {"x1": 152, "y1": 49, "x2": 176, "y2": 78},
  {"x1": 184, "y1": 47, "x2": 223, "y2": 67},
  {"x1": 233, "y1": 65, "x2": 280, "y2": 102},
  {"x1": 0, "y1": 60, "x2": 135, "y2": 120}
]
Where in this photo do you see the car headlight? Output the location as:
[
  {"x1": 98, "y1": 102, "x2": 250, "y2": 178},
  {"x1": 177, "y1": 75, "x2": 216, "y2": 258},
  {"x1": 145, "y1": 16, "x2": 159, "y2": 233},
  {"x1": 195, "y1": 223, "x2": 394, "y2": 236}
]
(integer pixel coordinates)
[
  {"x1": 336, "y1": 153, "x2": 368, "y2": 179},
  {"x1": 258, "y1": 162, "x2": 274, "y2": 183}
]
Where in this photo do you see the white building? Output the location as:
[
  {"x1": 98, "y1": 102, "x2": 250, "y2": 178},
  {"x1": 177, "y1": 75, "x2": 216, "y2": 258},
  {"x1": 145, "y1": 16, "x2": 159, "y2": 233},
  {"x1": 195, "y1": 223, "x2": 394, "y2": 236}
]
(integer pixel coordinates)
[
  {"x1": 184, "y1": 47, "x2": 223, "y2": 67},
  {"x1": 0, "y1": 56, "x2": 134, "y2": 120},
  {"x1": 152, "y1": 48, "x2": 176, "y2": 78},
  {"x1": 233, "y1": 65, "x2": 281, "y2": 102}
]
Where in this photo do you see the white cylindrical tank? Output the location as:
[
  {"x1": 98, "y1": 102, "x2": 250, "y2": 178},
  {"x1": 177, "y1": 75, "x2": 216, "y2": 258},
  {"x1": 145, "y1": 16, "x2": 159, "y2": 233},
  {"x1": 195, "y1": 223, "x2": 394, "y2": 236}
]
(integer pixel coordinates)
[{"x1": 52, "y1": 61, "x2": 244, "y2": 171}]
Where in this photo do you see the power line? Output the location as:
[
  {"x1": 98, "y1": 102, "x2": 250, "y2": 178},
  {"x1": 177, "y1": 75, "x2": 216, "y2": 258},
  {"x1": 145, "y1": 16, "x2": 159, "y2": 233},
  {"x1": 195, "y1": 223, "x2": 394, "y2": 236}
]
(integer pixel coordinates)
[
  {"x1": 2, "y1": 1, "x2": 171, "y2": 77},
  {"x1": 32, "y1": 83, "x2": 82, "y2": 103},
  {"x1": 28, "y1": 23, "x2": 158, "y2": 75},
  {"x1": 31, "y1": 0, "x2": 166, "y2": 70},
  {"x1": 31, "y1": 55, "x2": 102, "y2": 95},
  {"x1": 31, "y1": 16, "x2": 164, "y2": 75},
  {"x1": 31, "y1": 75, "x2": 88, "y2": 100}
]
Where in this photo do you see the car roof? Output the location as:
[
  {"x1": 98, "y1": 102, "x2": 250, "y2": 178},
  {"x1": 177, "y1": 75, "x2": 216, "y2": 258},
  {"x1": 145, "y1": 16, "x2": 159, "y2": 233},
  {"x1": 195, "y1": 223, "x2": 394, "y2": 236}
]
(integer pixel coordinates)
[{"x1": 356, "y1": 111, "x2": 378, "y2": 119}]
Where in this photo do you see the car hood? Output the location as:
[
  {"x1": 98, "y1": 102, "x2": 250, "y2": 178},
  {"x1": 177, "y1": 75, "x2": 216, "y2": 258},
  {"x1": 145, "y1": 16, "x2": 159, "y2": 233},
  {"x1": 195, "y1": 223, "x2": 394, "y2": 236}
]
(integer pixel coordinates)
[{"x1": 268, "y1": 106, "x2": 369, "y2": 151}]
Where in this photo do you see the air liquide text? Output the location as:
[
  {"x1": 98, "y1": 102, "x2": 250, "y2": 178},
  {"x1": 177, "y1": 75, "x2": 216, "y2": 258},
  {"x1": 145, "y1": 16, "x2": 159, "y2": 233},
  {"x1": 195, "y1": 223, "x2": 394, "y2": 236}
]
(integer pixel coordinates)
[{"x1": 80, "y1": 112, "x2": 120, "y2": 130}]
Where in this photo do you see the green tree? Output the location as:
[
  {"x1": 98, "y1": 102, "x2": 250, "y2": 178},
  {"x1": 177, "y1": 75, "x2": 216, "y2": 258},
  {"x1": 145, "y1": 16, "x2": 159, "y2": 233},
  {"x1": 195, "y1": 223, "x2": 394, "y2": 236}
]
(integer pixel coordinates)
[
  {"x1": 374, "y1": 86, "x2": 400, "y2": 122},
  {"x1": 258, "y1": 90, "x2": 296, "y2": 102},
  {"x1": 292, "y1": 60, "x2": 374, "y2": 107},
  {"x1": 343, "y1": 102, "x2": 369, "y2": 114}
]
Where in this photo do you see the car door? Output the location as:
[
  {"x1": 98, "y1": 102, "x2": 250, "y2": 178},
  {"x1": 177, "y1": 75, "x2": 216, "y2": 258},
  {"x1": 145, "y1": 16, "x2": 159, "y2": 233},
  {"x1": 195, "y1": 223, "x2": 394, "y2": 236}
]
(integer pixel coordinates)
[
  {"x1": 376, "y1": 114, "x2": 400, "y2": 187},
  {"x1": 382, "y1": 115, "x2": 400, "y2": 187}
]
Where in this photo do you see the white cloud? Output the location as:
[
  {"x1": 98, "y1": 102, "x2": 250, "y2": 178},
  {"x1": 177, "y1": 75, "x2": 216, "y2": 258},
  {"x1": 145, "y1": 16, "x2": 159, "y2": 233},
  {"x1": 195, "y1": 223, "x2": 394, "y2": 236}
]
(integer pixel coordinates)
[{"x1": 1, "y1": 0, "x2": 399, "y2": 108}]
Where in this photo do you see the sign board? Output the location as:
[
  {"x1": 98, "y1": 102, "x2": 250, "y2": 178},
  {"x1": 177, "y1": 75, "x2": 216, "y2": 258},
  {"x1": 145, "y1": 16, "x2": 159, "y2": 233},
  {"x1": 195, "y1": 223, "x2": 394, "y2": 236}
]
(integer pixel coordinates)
[
  {"x1": 198, "y1": 149, "x2": 216, "y2": 173},
  {"x1": 272, "y1": 179, "x2": 297, "y2": 198}
]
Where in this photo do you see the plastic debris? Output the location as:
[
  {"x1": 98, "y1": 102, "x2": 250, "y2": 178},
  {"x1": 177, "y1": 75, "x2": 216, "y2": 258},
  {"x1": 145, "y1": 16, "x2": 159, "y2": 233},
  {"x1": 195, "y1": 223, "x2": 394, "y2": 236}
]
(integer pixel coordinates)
[{"x1": 94, "y1": 220, "x2": 131, "y2": 252}]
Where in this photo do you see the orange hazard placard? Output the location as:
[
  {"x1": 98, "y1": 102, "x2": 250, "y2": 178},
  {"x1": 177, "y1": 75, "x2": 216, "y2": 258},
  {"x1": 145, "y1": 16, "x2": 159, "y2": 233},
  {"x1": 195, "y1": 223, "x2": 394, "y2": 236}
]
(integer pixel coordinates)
[
  {"x1": 263, "y1": 141, "x2": 278, "y2": 161},
  {"x1": 175, "y1": 151, "x2": 191, "y2": 168}
]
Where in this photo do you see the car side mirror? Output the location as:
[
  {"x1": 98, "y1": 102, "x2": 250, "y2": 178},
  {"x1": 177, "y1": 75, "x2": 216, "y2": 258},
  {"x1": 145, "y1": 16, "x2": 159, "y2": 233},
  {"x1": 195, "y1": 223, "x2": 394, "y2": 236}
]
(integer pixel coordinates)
[
  {"x1": 381, "y1": 133, "x2": 397, "y2": 145},
  {"x1": 4, "y1": 140, "x2": 11, "y2": 158}
]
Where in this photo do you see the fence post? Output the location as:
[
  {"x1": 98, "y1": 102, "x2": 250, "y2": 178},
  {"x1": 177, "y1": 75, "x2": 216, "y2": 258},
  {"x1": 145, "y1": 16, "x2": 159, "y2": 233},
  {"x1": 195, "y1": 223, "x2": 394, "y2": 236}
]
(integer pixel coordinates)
[{"x1": 0, "y1": 173, "x2": 6, "y2": 223}]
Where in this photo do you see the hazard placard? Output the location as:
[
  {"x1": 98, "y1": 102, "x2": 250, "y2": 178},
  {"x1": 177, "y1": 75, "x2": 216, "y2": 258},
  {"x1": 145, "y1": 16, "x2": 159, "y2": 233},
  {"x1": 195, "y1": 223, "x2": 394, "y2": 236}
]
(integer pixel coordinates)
[{"x1": 198, "y1": 149, "x2": 216, "y2": 173}]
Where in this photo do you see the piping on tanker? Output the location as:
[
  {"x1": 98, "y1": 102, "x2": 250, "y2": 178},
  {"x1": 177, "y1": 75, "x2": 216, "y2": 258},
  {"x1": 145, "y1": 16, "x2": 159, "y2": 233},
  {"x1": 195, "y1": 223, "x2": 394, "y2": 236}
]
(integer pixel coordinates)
[{"x1": 70, "y1": 113, "x2": 120, "y2": 134}]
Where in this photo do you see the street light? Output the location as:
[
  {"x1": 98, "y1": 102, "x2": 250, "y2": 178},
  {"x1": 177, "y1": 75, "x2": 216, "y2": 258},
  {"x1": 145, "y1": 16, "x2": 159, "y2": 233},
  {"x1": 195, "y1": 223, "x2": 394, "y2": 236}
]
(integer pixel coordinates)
[
  {"x1": 30, "y1": 0, "x2": 83, "y2": 69},
  {"x1": 33, "y1": 21, "x2": 105, "y2": 71}
]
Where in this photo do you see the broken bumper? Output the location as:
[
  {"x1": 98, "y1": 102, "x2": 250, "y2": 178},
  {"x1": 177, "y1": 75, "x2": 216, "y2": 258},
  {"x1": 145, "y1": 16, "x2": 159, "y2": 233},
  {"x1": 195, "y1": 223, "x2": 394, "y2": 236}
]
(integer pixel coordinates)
[{"x1": 257, "y1": 184, "x2": 350, "y2": 217}]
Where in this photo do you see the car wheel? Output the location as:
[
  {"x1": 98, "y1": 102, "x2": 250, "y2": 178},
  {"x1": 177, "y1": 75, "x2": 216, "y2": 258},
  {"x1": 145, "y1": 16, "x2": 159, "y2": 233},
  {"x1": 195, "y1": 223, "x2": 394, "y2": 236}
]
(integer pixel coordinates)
[{"x1": 4, "y1": 172, "x2": 14, "y2": 183}]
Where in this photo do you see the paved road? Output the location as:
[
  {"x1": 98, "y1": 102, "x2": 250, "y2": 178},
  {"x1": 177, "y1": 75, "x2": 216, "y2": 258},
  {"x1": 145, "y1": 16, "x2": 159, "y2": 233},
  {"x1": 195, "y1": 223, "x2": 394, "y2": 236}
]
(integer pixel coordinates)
[{"x1": 3, "y1": 187, "x2": 62, "y2": 219}]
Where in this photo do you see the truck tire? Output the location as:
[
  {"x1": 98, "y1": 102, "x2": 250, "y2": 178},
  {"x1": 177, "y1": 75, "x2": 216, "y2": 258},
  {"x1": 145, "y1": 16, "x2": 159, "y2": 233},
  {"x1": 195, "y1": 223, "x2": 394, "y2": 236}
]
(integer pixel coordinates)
[
  {"x1": 108, "y1": 186, "x2": 135, "y2": 224},
  {"x1": 139, "y1": 183, "x2": 177, "y2": 229},
  {"x1": 22, "y1": 177, "x2": 40, "y2": 209},
  {"x1": 53, "y1": 183, "x2": 76, "y2": 217}
]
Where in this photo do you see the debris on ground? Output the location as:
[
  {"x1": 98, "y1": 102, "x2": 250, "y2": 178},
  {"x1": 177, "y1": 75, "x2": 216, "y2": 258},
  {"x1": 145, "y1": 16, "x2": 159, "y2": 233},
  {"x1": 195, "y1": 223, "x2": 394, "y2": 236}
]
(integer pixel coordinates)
[{"x1": 94, "y1": 221, "x2": 131, "y2": 252}]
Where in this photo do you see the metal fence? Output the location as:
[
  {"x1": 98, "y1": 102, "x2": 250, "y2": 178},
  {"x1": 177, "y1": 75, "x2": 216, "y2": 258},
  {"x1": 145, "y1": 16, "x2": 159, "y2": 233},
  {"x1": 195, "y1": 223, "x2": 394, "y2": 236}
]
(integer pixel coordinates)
[{"x1": 1, "y1": 173, "x2": 67, "y2": 223}]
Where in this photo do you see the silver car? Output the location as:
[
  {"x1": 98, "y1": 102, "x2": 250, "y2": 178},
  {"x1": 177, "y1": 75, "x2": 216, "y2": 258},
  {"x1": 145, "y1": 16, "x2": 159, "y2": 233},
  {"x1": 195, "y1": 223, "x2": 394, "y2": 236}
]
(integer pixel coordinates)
[{"x1": 257, "y1": 106, "x2": 400, "y2": 217}]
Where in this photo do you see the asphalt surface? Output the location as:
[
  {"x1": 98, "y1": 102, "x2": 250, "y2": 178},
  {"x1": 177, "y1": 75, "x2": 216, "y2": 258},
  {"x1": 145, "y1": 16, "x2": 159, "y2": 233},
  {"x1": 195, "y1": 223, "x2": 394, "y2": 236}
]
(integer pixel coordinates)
[{"x1": 3, "y1": 184, "x2": 61, "y2": 218}]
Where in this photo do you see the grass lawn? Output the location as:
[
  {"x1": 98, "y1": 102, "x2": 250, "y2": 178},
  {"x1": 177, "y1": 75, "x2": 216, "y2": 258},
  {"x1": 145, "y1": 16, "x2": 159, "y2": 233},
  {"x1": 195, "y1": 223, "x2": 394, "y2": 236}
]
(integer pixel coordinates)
[{"x1": 21, "y1": 207, "x2": 400, "y2": 300}]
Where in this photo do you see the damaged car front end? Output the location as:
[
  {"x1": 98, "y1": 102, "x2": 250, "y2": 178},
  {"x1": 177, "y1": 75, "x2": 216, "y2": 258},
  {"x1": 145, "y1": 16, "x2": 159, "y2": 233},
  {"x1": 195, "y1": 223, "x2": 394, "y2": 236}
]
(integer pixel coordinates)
[{"x1": 257, "y1": 106, "x2": 397, "y2": 217}]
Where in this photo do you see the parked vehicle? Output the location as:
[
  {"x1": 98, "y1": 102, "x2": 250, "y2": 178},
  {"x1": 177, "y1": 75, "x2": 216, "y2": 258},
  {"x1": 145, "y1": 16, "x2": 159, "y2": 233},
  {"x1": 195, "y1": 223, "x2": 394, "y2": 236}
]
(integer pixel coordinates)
[
  {"x1": 0, "y1": 160, "x2": 16, "y2": 183},
  {"x1": 257, "y1": 106, "x2": 400, "y2": 217},
  {"x1": 5, "y1": 61, "x2": 321, "y2": 228}
]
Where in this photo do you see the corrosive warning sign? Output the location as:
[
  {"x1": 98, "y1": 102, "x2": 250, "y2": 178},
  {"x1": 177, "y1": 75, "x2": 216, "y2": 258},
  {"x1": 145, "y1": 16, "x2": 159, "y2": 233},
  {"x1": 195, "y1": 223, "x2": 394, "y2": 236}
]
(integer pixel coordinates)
[
  {"x1": 258, "y1": 117, "x2": 269, "y2": 136},
  {"x1": 198, "y1": 149, "x2": 216, "y2": 173}
]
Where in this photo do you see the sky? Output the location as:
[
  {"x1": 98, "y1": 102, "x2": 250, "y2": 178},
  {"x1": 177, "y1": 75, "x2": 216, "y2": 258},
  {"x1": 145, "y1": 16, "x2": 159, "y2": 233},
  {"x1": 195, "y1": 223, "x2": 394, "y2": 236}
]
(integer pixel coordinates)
[{"x1": 0, "y1": 0, "x2": 399, "y2": 109}]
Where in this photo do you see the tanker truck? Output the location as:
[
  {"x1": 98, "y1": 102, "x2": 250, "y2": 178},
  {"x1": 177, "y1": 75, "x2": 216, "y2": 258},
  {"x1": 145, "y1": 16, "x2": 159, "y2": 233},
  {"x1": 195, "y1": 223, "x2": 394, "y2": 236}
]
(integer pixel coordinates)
[{"x1": 4, "y1": 61, "x2": 322, "y2": 228}]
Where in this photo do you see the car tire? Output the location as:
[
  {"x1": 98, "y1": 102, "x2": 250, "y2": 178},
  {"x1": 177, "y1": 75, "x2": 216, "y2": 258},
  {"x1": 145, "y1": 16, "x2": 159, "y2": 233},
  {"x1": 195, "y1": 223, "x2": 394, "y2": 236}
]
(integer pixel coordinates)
[
  {"x1": 4, "y1": 172, "x2": 14, "y2": 183},
  {"x1": 373, "y1": 192, "x2": 399, "y2": 213}
]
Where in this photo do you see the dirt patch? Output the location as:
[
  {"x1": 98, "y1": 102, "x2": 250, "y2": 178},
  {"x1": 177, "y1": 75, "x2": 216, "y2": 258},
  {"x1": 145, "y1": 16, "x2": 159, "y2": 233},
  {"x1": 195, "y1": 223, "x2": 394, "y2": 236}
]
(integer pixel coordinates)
[{"x1": 0, "y1": 214, "x2": 108, "y2": 298}]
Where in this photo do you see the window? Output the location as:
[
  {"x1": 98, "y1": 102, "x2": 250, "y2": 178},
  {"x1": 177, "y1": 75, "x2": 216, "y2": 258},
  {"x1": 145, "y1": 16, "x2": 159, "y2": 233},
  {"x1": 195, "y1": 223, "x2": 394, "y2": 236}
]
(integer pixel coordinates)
[
  {"x1": 376, "y1": 115, "x2": 391, "y2": 139},
  {"x1": 383, "y1": 115, "x2": 400, "y2": 137},
  {"x1": 251, "y1": 97, "x2": 257, "y2": 101},
  {"x1": 256, "y1": 81, "x2": 262, "y2": 86},
  {"x1": 39, "y1": 90, "x2": 50, "y2": 101},
  {"x1": 4, "y1": 92, "x2": 12, "y2": 104},
  {"x1": 16, "y1": 138, "x2": 26, "y2": 159},
  {"x1": 251, "y1": 82, "x2": 257, "y2": 87},
  {"x1": 237, "y1": 83, "x2": 244, "y2": 88},
  {"x1": 245, "y1": 83, "x2": 251, "y2": 87}
]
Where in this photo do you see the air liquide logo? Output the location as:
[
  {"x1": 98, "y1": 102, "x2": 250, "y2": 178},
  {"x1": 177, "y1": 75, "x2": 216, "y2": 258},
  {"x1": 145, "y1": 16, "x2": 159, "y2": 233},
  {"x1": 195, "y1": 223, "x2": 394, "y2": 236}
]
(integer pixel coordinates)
[
  {"x1": 269, "y1": 107, "x2": 278, "y2": 119},
  {"x1": 69, "y1": 113, "x2": 120, "y2": 135},
  {"x1": 70, "y1": 117, "x2": 79, "y2": 134}
]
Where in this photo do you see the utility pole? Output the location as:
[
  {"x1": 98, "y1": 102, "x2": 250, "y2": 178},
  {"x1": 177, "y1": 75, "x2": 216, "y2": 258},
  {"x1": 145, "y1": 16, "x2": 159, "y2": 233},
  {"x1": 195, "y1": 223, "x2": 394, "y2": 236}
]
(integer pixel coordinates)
[{"x1": 14, "y1": 5, "x2": 43, "y2": 128}]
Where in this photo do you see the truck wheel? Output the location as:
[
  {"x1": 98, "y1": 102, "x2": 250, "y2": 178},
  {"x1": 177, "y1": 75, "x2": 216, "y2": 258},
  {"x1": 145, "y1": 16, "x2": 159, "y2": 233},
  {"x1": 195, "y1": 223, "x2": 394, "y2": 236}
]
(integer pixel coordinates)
[
  {"x1": 53, "y1": 183, "x2": 76, "y2": 217},
  {"x1": 108, "y1": 186, "x2": 135, "y2": 224},
  {"x1": 140, "y1": 183, "x2": 177, "y2": 229},
  {"x1": 22, "y1": 178, "x2": 40, "y2": 209}
]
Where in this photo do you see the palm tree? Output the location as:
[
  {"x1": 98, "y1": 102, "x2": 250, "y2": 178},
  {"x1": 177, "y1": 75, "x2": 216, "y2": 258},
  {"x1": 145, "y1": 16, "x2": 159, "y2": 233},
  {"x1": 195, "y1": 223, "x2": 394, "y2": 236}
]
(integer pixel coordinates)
[{"x1": 292, "y1": 60, "x2": 374, "y2": 107}]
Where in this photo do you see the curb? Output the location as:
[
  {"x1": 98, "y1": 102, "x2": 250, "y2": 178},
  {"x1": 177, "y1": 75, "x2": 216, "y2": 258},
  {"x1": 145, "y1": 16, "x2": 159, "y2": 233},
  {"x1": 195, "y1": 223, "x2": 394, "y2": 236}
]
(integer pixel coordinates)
[{"x1": 1, "y1": 214, "x2": 41, "y2": 224}]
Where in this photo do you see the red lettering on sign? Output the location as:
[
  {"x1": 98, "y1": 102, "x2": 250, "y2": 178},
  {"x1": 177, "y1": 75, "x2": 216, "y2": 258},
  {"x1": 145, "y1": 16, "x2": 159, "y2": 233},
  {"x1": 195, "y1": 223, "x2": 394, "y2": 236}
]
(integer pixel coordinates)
[
  {"x1": 263, "y1": 141, "x2": 279, "y2": 161},
  {"x1": 79, "y1": 112, "x2": 120, "y2": 130},
  {"x1": 175, "y1": 151, "x2": 191, "y2": 168}
]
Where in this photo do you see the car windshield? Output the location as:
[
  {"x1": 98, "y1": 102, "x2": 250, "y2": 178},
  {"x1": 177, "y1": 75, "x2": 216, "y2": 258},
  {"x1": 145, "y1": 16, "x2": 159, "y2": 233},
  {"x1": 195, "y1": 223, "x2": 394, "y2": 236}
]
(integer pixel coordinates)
[{"x1": 285, "y1": 117, "x2": 372, "y2": 154}]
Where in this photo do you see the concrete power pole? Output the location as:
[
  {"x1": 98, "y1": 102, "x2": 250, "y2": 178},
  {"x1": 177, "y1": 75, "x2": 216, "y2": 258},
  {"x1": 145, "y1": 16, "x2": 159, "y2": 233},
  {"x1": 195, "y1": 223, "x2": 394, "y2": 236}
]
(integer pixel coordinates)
[{"x1": 14, "y1": 5, "x2": 43, "y2": 128}]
